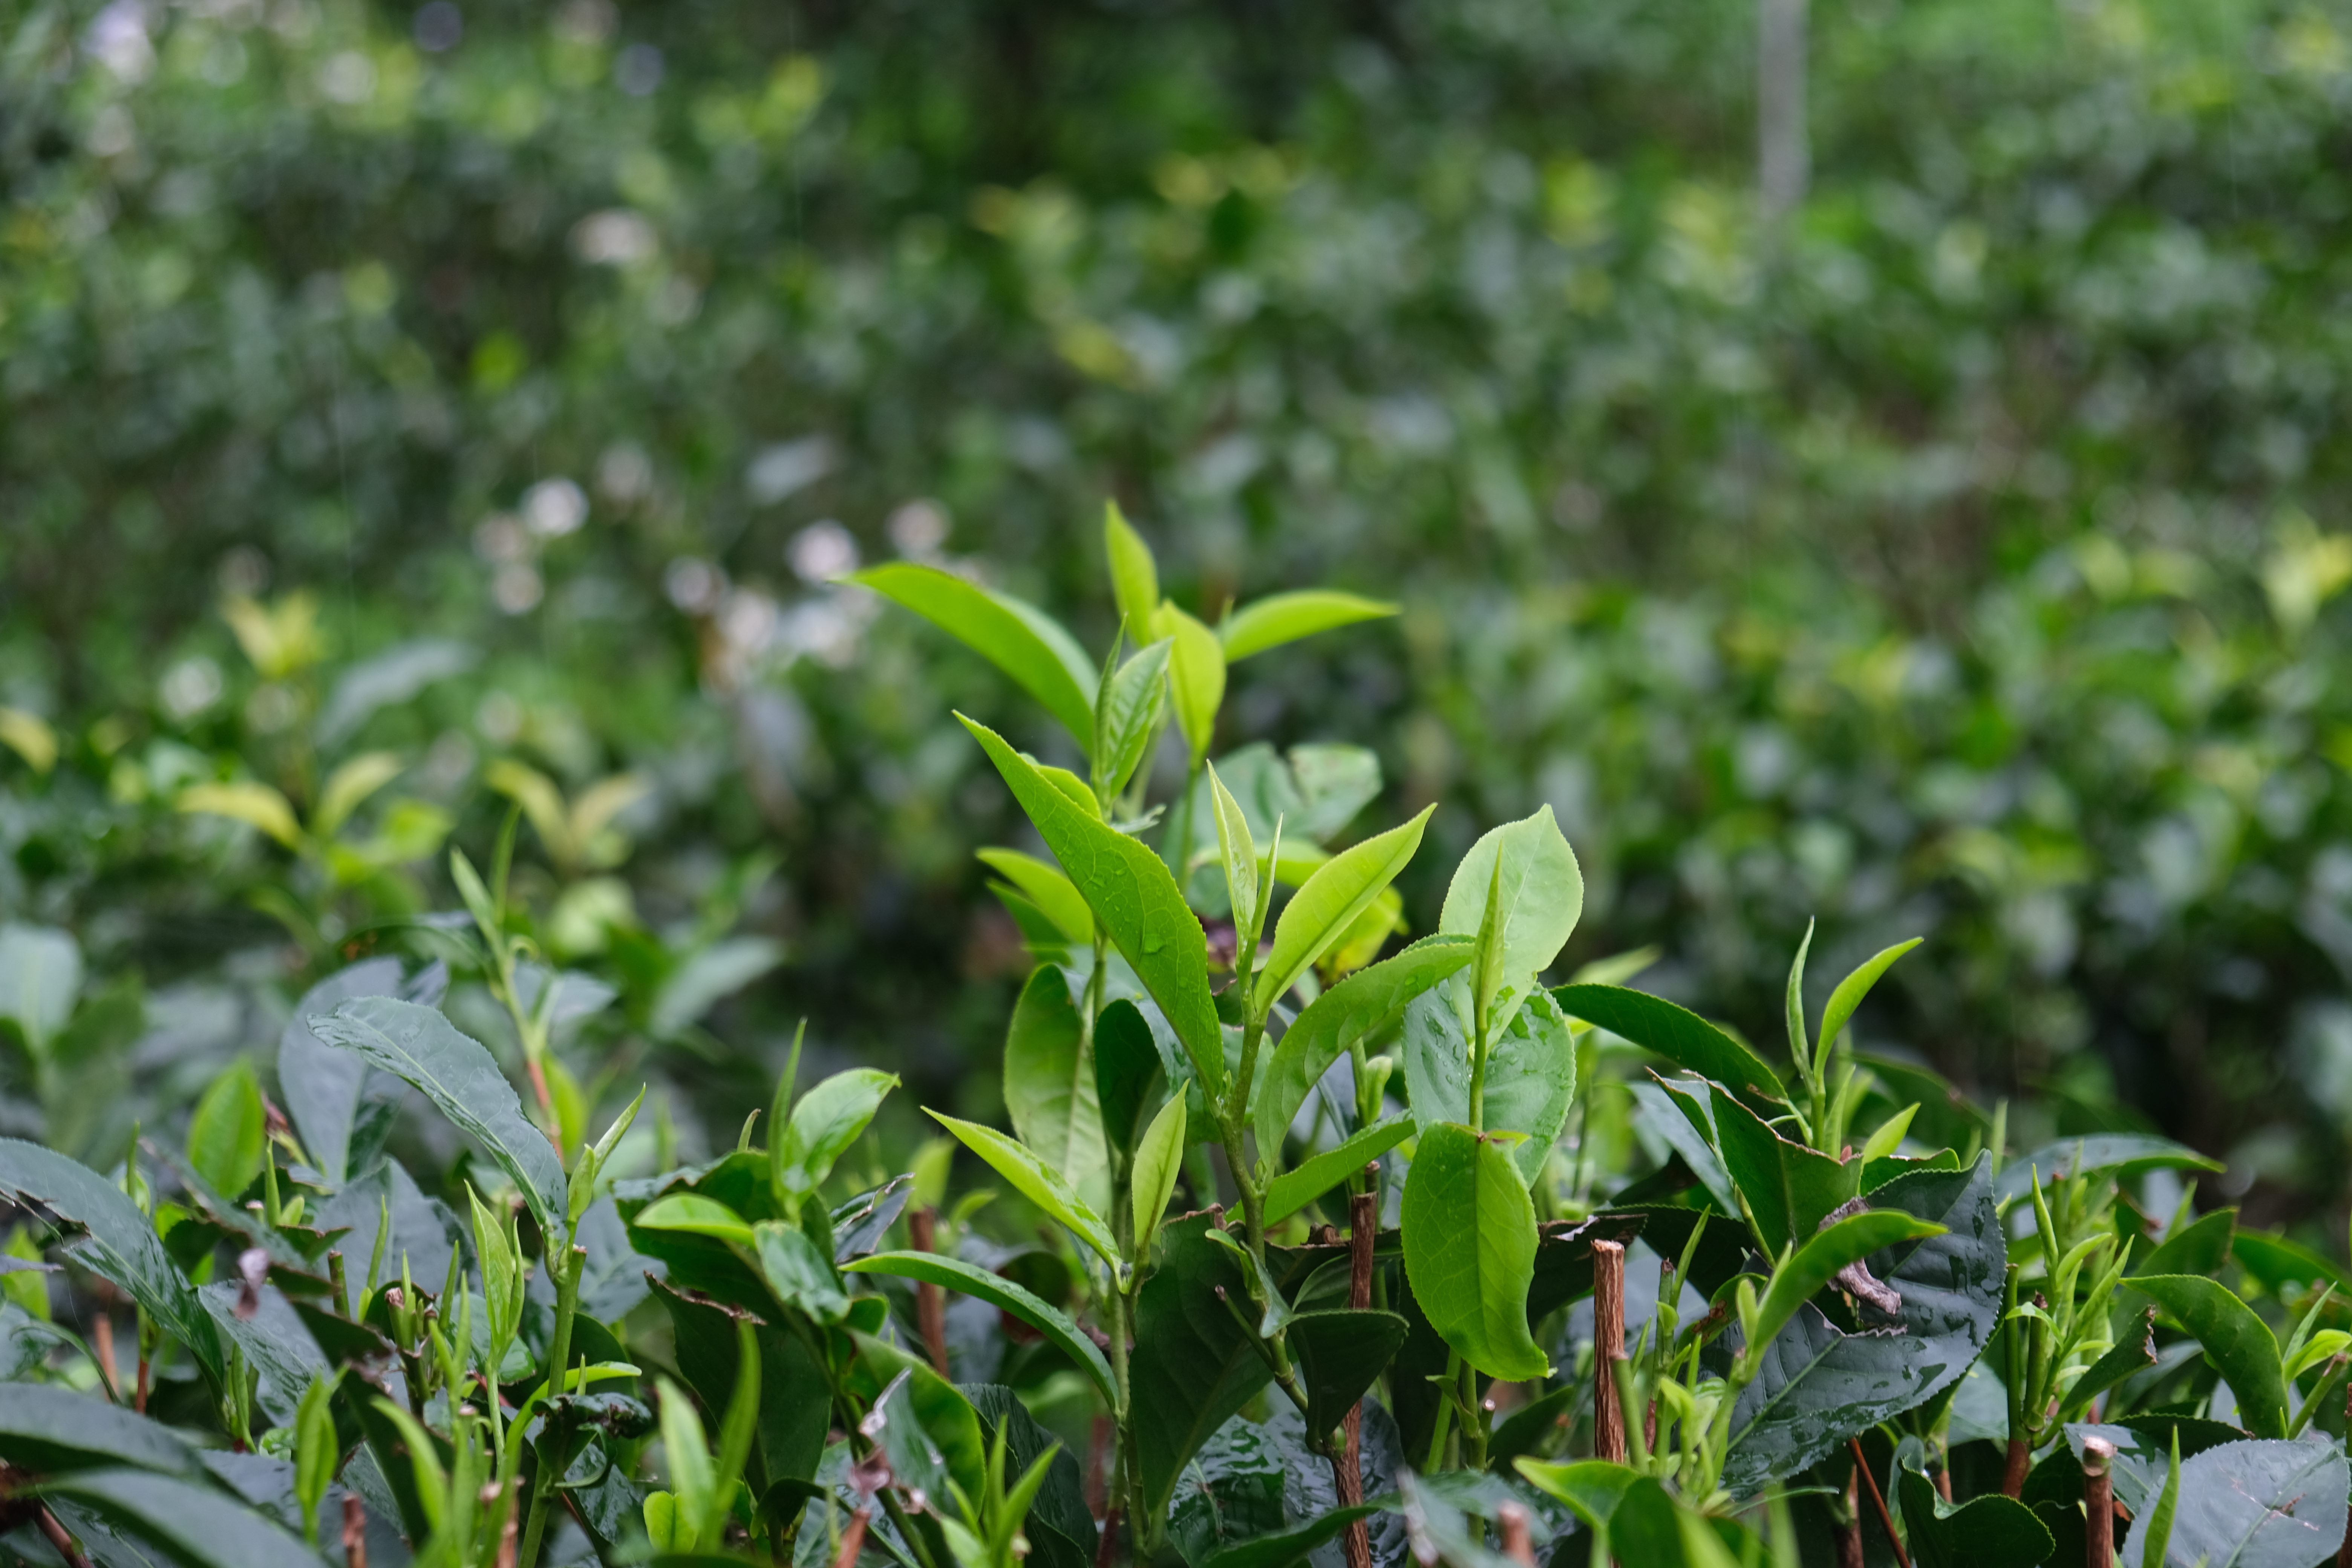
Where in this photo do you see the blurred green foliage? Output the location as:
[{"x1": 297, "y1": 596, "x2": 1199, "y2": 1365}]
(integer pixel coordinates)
[{"x1": 6, "y1": 0, "x2": 2352, "y2": 1227}]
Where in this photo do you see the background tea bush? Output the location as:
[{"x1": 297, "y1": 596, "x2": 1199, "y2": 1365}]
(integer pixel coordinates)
[{"x1": 5, "y1": 0, "x2": 2352, "y2": 1233}]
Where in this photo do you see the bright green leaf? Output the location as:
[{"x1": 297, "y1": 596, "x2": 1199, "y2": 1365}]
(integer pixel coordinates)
[
  {"x1": 975, "y1": 848, "x2": 1093, "y2": 948},
  {"x1": 1219, "y1": 590, "x2": 1398, "y2": 663},
  {"x1": 846, "y1": 1250, "x2": 1116, "y2": 1406},
  {"x1": 1254, "y1": 806, "x2": 1435, "y2": 1015},
  {"x1": 185, "y1": 1060, "x2": 266, "y2": 1201},
  {"x1": 1399, "y1": 1122, "x2": 1549, "y2": 1380},
  {"x1": 1002, "y1": 967, "x2": 1111, "y2": 1220},
  {"x1": 1152, "y1": 602, "x2": 1225, "y2": 762},
  {"x1": 1438, "y1": 805, "x2": 1583, "y2": 988},
  {"x1": 1130, "y1": 1092, "x2": 1187, "y2": 1261},
  {"x1": 1262, "y1": 1116, "x2": 1412, "y2": 1226},
  {"x1": 855, "y1": 563, "x2": 1099, "y2": 748},
  {"x1": 773, "y1": 1068, "x2": 899, "y2": 1199},
  {"x1": 1105, "y1": 502, "x2": 1160, "y2": 643},
  {"x1": 1251, "y1": 934, "x2": 1474, "y2": 1162},
  {"x1": 928, "y1": 1110, "x2": 1122, "y2": 1271}
]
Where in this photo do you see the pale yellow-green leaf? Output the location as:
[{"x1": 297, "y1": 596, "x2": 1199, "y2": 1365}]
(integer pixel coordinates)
[
  {"x1": 1105, "y1": 501, "x2": 1159, "y2": 644},
  {"x1": 486, "y1": 759, "x2": 574, "y2": 866},
  {"x1": 1152, "y1": 602, "x2": 1226, "y2": 762},
  {"x1": 1256, "y1": 807, "x2": 1435, "y2": 1014},
  {"x1": 178, "y1": 781, "x2": 304, "y2": 849},
  {"x1": 313, "y1": 751, "x2": 405, "y2": 839},
  {"x1": 0, "y1": 708, "x2": 58, "y2": 774}
]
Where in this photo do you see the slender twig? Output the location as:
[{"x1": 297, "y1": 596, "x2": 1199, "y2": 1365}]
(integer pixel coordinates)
[
  {"x1": 910, "y1": 1206, "x2": 949, "y2": 1377},
  {"x1": 1848, "y1": 1438, "x2": 1909, "y2": 1568},
  {"x1": 1592, "y1": 1241, "x2": 1627, "y2": 1464},
  {"x1": 1339, "y1": 1186, "x2": 1376, "y2": 1568},
  {"x1": 343, "y1": 1492, "x2": 369, "y2": 1568}
]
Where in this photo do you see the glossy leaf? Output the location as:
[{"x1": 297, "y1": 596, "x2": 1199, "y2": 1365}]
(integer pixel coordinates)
[
  {"x1": 976, "y1": 849, "x2": 1093, "y2": 948},
  {"x1": 1262, "y1": 1116, "x2": 1413, "y2": 1226},
  {"x1": 961, "y1": 714, "x2": 1225, "y2": 1091},
  {"x1": 1437, "y1": 805, "x2": 1583, "y2": 988},
  {"x1": 2133, "y1": 1207, "x2": 2235, "y2": 1277},
  {"x1": 1660, "y1": 1079, "x2": 1856, "y2": 1249},
  {"x1": 1104, "y1": 501, "x2": 1159, "y2": 642},
  {"x1": 1219, "y1": 590, "x2": 1398, "y2": 662},
  {"x1": 928, "y1": 1109, "x2": 1122, "y2": 1270},
  {"x1": 1749, "y1": 1208, "x2": 1948, "y2": 1355},
  {"x1": 774, "y1": 1067, "x2": 899, "y2": 1200},
  {"x1": 2119, "y1": 1436, "x2": 2349, "y2": 1568},
  {"x1": 1399, "y1": 1122, "x2": 1549, "y2": 1380},
  {"x1": 854, "y1": 562, "x2": 1098, "y2": 747},
  {"x1": 1402, "y1": 980, "x2": 1579, "y2": 1186},
  {"x1": 1817, "y1": 937, "x2": 1922, "y2": 1054},
  {"x1": 1152, "y1": 601, "x2": 1226, "y2": 761},
  {"x1": 633, "y1": 1193, "x2": 757, "y2": 1249},
  {"x1": 1722, "y1": 1155, "x2": 2006, "y2": 1495},
  {"x1": 309, "y1": 995, "x2": 568, "y2": 1241},
  {"x1": 1995, "y1": 1134, "x2": 2222, "y2": 1202},
  {"x1": 754, "y1": 1220, "x2": 851, "y2": 1323},
  {"x1": 276, "y1": 957, "x2": 433, "y2": 1187},
  {"x1": 1286, "y1": 1308, "x2": 1408, "y2": 1439},
  {"x1": 1254, "y1": 805, "x2": 1435, "y2": 1014},
  {"x1": 1095, "y1": 637, "x2": 1172, "y2": 799},
  {"x1": 845, "y1": 1250, "x2": 1116, "y2": 1405},
  {"x1": 2127, "y1": 1274, "x2": 2289, "y2": 1438},
  {"x1": 186, "y1": 1059, "x2": 267, "y2": 1201},
  {"x1": 1553, "y1": 984, "x2": 1787, "y2": 1106},
  {"x1": 1513, "y1": 1458, "x2": 1640, "y2": 1528},
  {"x1": 1251, "y1": 933, "x2": 1472, "y2": 1163},
  {"x1": 1130, "y1": 1090, "x2": 1187, "y2": 1258},
  {"x1": 34, "y1": 1466, "x2": 323, "y2": 1568},
  {"x1": 1895, "y1": 1459, "x2": 2053, "y2": 1568},
  {"x1": 1001, "y1": 968, "x2": 1110, "y2": 1219},
  {"x1": 0, "y1": 1384, "x2": 206, "y2": 1479},
  {"x1": 0, "y1": 1138, "x2": 224, "y2": 1384}
]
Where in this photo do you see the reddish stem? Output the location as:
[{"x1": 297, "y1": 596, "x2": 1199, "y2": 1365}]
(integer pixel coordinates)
[{"x1": 1592, "y1": 1241, "x2": 1627, "y2": 1464}]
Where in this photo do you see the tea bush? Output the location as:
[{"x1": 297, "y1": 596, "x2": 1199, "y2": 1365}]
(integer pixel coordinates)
[{"x1": 2, "y1": 525, "x2": 2349, "y2": 1565}]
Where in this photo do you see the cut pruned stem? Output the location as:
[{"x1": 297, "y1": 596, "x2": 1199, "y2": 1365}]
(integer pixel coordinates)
[
  {"x1": 2083, "y1": 1435, "x2": 2114, "y2": 1568},
  {"x1": 1849, "y1": 1438, "x2": 1909, "y2": 1568},
  {"x1": 910, "y1": 1206, "x2": 950, "y2": 1377},
  {"x1": 92, "y1": 1312, "x2": 119, "y2": 1403},
  {"x1": 343, "y1": 1493, "x2": 369, "y2": 1568},
  {"x1": 1497, "y1": 1501, "x2": 1535, "y2": 1568},
  {"x1": 1340, "y1": 1186, "x2": 1377, "y2": 1568},
  {"x1": 1592, "y1": 1240, "x2": 1627, "y2": 1464},
  {"x1": 833, "y1": 1508, "x2": 872, "y2": 1568},
  {"x1": 2341, "y1": 1382, "x2": 2352, "y2": 1568},
  {"x1": 2002, "y1": 1433, "x2": 2030, "y2": 1497}
]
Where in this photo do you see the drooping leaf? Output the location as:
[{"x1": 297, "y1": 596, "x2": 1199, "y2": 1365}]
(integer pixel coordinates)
[
  {"x1": 773, "y1": 1068, "x2": 899, "y2": 1200},
  {"x1": 1400, "y1": 1122, "x2": 1549, "y2": 1380},
  {"x1": 1152, "y1": 601, "x2": 1226, "y2": 762},
  {"x1": 1255, "y1": 806, "x2": 1435, "y2": 1014},
  {"x1": 33, "y1": 1466, "x2": 323, "y2": 1568},
  {"x1": 1553, "y1": 985, "x2": 1787, "y2": 1107},
  {"x1": 1251, "y1": 934, "x2": 1474, "y2": 1164},
  {"x1": 1721, "y1": 1155, "x2": 2005, "y2": 1496},
  {"x1": 309, "y1": 996, "x2": 568, "y2": 1241},
  {"x1": 0, "y1": 1139, "x2": 223, "y2": 1384},
  {"x1": 185, "y1": 1060, "x2": 266, "y2": 1201},
  {"x1": 1129, "y1": 1214, "x2": 1273, "y2": 1524},
  {"x1": 1684, "y1": 1080, "x2": 1858, "y2": 1250},
  {"x1": 633, "y1": 1194, "x2": 758, "y2": 1249},
  {"x1": 854, "y1": 562, "x2": 1099, "y2": 747},
  {"x1": 927, "y1": 1110, "x2": 1121, "y2": 1270},
  {"x1": 1438, "y1": 806, "x2": 1583, "y2": 989},
  {"x1": 1130, "y1": 1092, "x2": 1188, "y2": 1258},
  {"x1": 1894, "y1": 1458, "x2": 2053, "y2": 1568},
  {"x1": 1286, "y1": 1308, "x2": 1408, "y2": 1440},
  {"x1": 1512, "y1": 1457, "x2": 1640, "y2": 1529},
  {"x1": 976, "y1": 849, "x2": 1093, "y2": 948},
  {"x1": 178, "y1": 780, "x2": 304, "y2": 849},
  {"x1": 1219, "y1": 590, "x2": 1398, "y2": 663},
  {"x1": 961, "y1": 714, "x2": 1225, "y2": 1091},
  {"x1": 1994, "y1": 1135, "x2": 2222, "y2": 1202},
  {"x1": 277, "y1": 957, "x2": 435, "y2": 1187},
  {"x1": 1402, "y1": 980, "x2": 1579, "y2": 1186},
  {"x1": 1001, "y1": 968, "x2": 1110, "y2": 1220},
  {"x1": 1094, "y1": 637, "x2": 1172, "y2": 800},
  {"x1": 2127, "y1": 1274, "x2": 2289, "y2": 1439},
  {"x1": 313, "y1": 750, "x2": 405, "y2": 838},
  {"x1": 1094, "y1": 999, "x2": 1164, "y2": 1157},
  {"x1": 1262, "y1": 1116, "x2": 1413, "y2": 1226},
  {"x1": 844, "y1": 1250, "x2": 1115, "y2": 1405},
  {"x1": 2118, "y1": 1436, "x2": 2349, "y2": 1568}
]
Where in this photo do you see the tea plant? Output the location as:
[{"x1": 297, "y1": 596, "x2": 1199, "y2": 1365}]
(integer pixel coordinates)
[{"x1": 1, "y1": 511, "x2": 2349, "y2": 1568}]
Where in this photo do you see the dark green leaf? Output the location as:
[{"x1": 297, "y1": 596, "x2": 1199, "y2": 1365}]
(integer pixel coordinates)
[
  {"x1": 2066, "y1": 1307, "x2": 2158, "y2": 1415},
  {"x1": 1402, "y1": 982, "x2": 1579, "y2": 1186},
  {"x1": 652, "y1": 1279, "x2": 827, "y2": 1496},
  {"x1": 1748, "y1": 1208, "x2": 1947, "y2": 1355},
  {"x1": 854, "y1": 563, "x2": 1098, "y2": 747},
  {"x1": 2118, "y1": 1436, "x2": 2348, "y2": 1568},
  {"x1": 1722, "y1": 1155, "x2": 2005, "y2": 1496},
  {"x1": 34, "y1": 1467, "x2": 322, "y2": 1568},
  {"x1": 1553, "y1": 985, "x2": 1786, "y2": 1106},
  {"x1": 844, "y1": 1250, "x2": 1115, "y2": 1405},
  {"x1": 1095, "y1": 998, "x2": 1164, "y2": 1158},
  {"x1": 0, "y1": 1138, "x2": 223, "y2": 1385},
  {"x1": 960, "y1": 714, "x2": 1225, "y2": 1093},
  {"x1": 1130, "y1": 1213, "x2": 1272, "y2": 1524},
  {"x1": 1286, "y1": 1308, "x2": 1407, "y2": 1439},
  {"x1": 966, "y1": 1384, "x2": 1094, "y2": 1568},
  {"x1": 1251, "y1": 934, "x2": 1474, "y2": 1162},
  {"x1": 308, "y1": 996, "x2": 568, "y2": 1242},
  {"x1": 2132, "y1": 1208, "x2": 2234, "y2": 1277},
  {"x1": 1001, "y1": 967, "x2": 1110, "y2": 1219},
  {"x1": 0, "y1": 1385, "x2": 205, "y2": 1479},
  {"x1": 2127, "y1": 1274, "x2": 2289, "y2": 1439},
  {"x1": 1400, "y1": 1122, "x2": 1549, "y2": 1380},
  {"x1": 1202, "y1": 1505, "x2": 1382, "y2": 1568},
  {"x1": 1262, "y1": 1117, "x2": 1412, "y2": 1227},
  {"x1": 1658, "y1": 1078, "x2": 1855, "y2": 1250},
  {"x1": 276, "y1": 957, "x2": 430, "y2": 1186},
  {"x1": 755, "y1": 1220, "x2": 852, "y2": 1324},
  {"x1": 1894, "y1": 1458, "x2": 2053, "y2": 1568}
]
